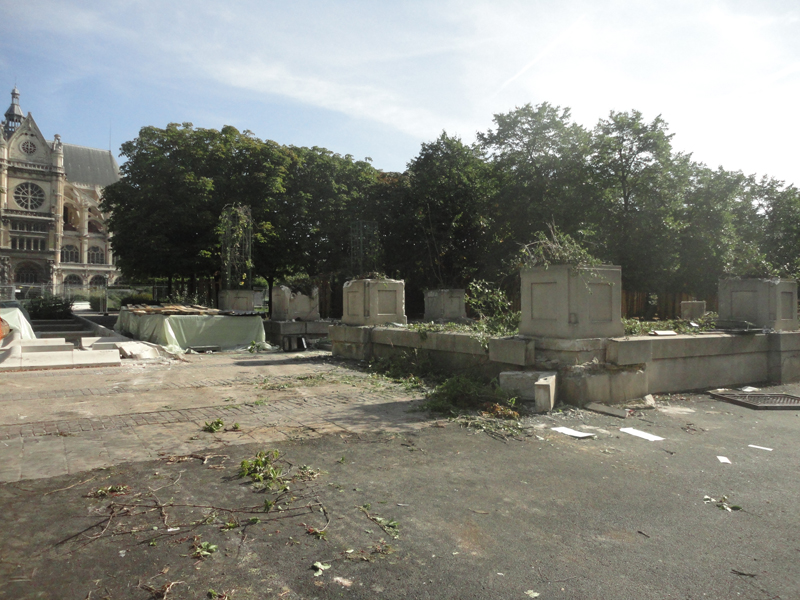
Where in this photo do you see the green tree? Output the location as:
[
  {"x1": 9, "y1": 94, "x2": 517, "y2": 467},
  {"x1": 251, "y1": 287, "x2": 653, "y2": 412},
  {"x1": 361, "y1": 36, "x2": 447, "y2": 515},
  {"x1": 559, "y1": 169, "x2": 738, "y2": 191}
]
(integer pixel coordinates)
[
  {"x1": 478, "y1": 103, "x2": 595, "y2": 273},
  {"x1": 590, "y1": 110, "x2": 688, "y2": 292},
  {"x1": 399, "y1": 132, "x2": 496, "y2": 288},
  {"x1": 102, "y1": 123, "x2": 291, "y2": 287}
]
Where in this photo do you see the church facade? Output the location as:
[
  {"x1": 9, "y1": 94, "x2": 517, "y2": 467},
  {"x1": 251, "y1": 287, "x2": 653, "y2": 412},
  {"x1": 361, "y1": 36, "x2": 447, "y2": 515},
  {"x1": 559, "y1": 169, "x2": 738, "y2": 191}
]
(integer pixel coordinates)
[{"x1": 0, "y1": 87, "x2": 120, "y2": 297}]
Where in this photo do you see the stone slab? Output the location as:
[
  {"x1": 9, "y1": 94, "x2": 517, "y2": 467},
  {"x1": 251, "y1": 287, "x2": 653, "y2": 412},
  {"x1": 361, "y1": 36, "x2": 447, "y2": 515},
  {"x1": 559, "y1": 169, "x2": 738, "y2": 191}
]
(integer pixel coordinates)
[
  {"x1": 488, "y1": 337, "x2": 535, "y2": 366},
  {"x1": 584, "y1": 402, "x2": 629, "y2": 419}
]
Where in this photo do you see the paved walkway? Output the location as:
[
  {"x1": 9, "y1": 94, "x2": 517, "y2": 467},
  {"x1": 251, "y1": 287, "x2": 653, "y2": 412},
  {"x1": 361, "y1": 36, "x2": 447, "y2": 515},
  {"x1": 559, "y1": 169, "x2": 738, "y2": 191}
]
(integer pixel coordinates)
[{"x1": 0, "y1": 351, "x2": 429, "y2": 482}]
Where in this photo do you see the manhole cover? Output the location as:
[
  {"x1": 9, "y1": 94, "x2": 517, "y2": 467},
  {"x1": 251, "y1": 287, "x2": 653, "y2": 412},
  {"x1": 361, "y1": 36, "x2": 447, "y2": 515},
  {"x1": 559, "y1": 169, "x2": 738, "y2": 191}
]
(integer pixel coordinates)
[{"x1": 709, "y1": 392, "x2": 800, "y2": 410}]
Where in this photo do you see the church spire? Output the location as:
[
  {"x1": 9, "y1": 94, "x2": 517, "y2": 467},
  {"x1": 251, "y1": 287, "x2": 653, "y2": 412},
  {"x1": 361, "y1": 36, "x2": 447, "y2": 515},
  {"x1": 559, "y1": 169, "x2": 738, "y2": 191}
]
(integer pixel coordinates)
[{"x1": 3, "y1": 87, "x2": 23, "y2": 138}]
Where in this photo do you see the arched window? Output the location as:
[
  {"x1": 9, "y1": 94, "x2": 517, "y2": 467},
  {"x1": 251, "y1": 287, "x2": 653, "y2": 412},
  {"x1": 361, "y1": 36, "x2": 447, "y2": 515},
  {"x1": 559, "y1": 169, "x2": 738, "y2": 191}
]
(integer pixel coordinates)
[
  {"x1": 64, "y1": 274, "x2": 83, "y2": 286},
  {"x1": 90, "y1": 275, "x2": 107, "y2": 288},
  {"x1": 15, "y1": 266, "x2": 39, "y2": 284},
  {"x1": 61, "y1": 244, "x2": 80, "y2": 263},
  {"x1": 88, "y1": 246, "x2": 105, "y2": 265},
  {"x1": 14, "y1": 182, "x2": 46, "y2": 210}
]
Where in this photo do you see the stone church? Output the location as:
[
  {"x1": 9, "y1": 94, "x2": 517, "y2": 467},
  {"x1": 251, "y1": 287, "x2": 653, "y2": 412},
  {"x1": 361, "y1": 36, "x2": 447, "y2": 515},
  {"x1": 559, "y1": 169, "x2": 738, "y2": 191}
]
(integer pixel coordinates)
[{"x1": 0, "y1": 87, "x2": 120, "y2": 296}]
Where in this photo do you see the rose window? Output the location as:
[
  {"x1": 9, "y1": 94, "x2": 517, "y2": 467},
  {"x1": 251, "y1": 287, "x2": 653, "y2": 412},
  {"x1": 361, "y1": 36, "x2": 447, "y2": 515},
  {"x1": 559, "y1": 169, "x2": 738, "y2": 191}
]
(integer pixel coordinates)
[{"x1": 13, "y1": 182, "x2": 46, "y2": 210}]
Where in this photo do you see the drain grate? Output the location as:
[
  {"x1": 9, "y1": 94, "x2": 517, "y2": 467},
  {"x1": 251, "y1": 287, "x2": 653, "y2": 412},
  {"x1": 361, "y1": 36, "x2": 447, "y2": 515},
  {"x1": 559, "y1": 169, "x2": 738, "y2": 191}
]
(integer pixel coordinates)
[{"x1": 709, "y1": 392, "x2": 800, "y2": 410}]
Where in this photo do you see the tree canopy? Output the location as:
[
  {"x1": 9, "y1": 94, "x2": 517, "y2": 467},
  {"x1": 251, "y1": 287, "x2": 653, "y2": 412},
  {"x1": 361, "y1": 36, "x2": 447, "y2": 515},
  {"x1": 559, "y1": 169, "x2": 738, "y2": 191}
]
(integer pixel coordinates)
[{"x1": 104, "y1": 104, "x2": 800, "y2": 312}]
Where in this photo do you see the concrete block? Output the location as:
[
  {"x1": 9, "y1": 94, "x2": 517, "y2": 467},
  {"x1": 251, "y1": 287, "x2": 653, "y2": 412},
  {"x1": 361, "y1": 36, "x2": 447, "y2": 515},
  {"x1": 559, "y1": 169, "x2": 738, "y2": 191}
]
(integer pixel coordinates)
[
  {"x1": 520, "y1": 265, "x2": 624, "y2": 339},
  {"x1": 342, "y1": 279, "x2": 407, "y2": 326},
  {"x1": 271, "y1": 286, "x2": 320, "y2": 321},
  {"x1": 584, "y1": 402, "x2": 629, "y2": 418},
  {"x1": 499, "y1": 371, "x2": 557, "y2": 412},
  {"x1": 265, "y1": 320, "x2": 305, "y2": 335},
  {"x1": 534, "y1": 374, "x2": 557, "y2": 412},
  {"x1": 606, "y1": 337, "x2": 652, "y2": 365},
  {"x1": 304, "y1": 321, "x2": 331, "y2": 336},
  {"x1": 681, "y1": 301, "x2": 706, "y2": 320},
  {"x1": 424, "y1": 289, "x2": 466, "y2": 321},
  {"x1": 218, "y1": 290, "x2": 256, "y2": 312},
  {"x1": 718, "y1": 278, "x2": 798, "y2": 331},
  {"x1": 329, "y1": 325, "x2": 372, "y2": 344},
  {"x1": 371, "y1": 328, "x2": 421, "y2": 349},
  {"x1": 488, "y1": 337, "x2": 535, "y2": 366},
  {"x1": 447, "y1": 333, "x2": 486, "y2": 356},
  {"x1": 331, "y1": 341, "x2": 371, "y2": 361},
  {"x1": 560, "y1": 367, "x2": 647, "y2": 406}
]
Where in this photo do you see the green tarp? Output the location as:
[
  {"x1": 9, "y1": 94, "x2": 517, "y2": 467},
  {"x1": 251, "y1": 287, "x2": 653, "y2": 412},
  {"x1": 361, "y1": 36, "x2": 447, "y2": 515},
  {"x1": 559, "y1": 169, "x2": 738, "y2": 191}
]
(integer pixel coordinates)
[{"x1": 115, "y1": 308, "x2": 265, "y2": 354}]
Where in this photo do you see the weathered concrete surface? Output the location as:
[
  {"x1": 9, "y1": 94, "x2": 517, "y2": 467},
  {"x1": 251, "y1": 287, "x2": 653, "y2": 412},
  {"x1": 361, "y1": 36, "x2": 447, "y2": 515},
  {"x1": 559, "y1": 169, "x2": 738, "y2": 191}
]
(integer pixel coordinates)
[
  {"x1": 498, "y1": 370, "x2": 557, "y2": 412},
  {"x1": 271, "y1": 285, "x2": 320, "y2": 321},
  {"x1": 423, "y1": 288, "x2": 466, "y2": 322},
  {"x1": 520, "y1": 265, "x2": 624, "y2": 339},
  {"x1": 2, "y1": 390, "x2": 800, "y2": 599},
  {"x1": 343, "y1": 279, "x2": 407, "y2": 326},
  {"x1": 0, "y1": 351, "x2": 428, "y2": 483},
  {"x1": 719, "y1": 277, "x2": 798, "y2": 331}
]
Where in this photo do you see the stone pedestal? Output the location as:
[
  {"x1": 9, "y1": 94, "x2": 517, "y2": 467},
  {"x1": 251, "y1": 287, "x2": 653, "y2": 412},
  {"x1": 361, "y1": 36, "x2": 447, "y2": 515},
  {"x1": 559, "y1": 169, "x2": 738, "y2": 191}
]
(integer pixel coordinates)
[
  {"x1": 342, "y1": 279, "x2": 407, "y2": 326},
  {"x1": 519, "y1": 265, "x2": 623, "y2": 339},
  {"x1": 424, "y1": 289, "x2": 466, "y2": 321},
  {"x1": 718, "y1": 278, "x2": 798, "y2": 331},
  {"x1": 218, "y1": 290, "x2": 256, "y2": 312},
  {"x1": 271, "y1": 285, "x2": 320, "y2": 321},
  {"x1": 681, "y1": 301, "x2": 706, "y2": 320}
]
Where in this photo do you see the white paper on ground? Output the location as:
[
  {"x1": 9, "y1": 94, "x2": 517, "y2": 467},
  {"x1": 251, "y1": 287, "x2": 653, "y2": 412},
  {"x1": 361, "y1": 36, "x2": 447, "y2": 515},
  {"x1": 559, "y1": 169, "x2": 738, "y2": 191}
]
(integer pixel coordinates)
[
  {"x1": 717, "y1": 456, "x2": 731, "y2": 464},
  {"x1": 620, "y1": 427, "x2": 664, "y2": 441},
  {"x1": 748, "y1": 444, "x2": 773, "y2": 451},
  {"x1": 741, "y1": 386, "x2": 759, "y2": 392},
  {"x1": 552, "y1": 427, "x2": 596, "y2": 439}
]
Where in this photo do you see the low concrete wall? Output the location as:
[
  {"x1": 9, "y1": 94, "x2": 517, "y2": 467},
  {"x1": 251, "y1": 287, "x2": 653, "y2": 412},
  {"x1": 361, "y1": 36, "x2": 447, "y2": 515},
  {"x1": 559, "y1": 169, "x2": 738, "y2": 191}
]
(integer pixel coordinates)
[
  {"x1": 330, "y1": 325, "x2": 532, "y2": 377},
  {"x1": 264, "y1": 320, "x2": 331, "y2": 346},
  {"x1": 607, "y1": 331, "x2": 800, "y2": 394},
  {"x1": 331, "y1": 325, "x2": 800, "y2": 406}
]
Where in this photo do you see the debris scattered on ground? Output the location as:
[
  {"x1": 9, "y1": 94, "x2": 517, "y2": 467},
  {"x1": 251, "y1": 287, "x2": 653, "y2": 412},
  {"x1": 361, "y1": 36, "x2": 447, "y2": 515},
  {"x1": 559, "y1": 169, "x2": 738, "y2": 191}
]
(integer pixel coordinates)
[
  {"x1": 741, "y1": 386, "x2": 760, "y2": 392},
  {"x1": 681, "y1": 423, "x2": 705, "y2": 434},
  {"x1": 748, "y1": 444, "x2": 773, "y2": 451},
  {"x1": 658, "y1": 405, "x2": 696, "y2": 415},
  {"x1": 731, "y1": 569, "x2": 757, "y2": 577},
  {"x1": 551, "y1": 427, "x2": 595, "y2": 439},
  {"x1": 620, "y1": 428, "x2": 664, "y2": 441},
  {"x1": 455, "y1": 414, "x2": 524, "y2": 441},
  {"x1": 644, "y1": 394, "x2": 656, "y2": 407},
  {"x1": 704, "y1": 495, "x2": 742, "y2": 512},
  {"x1": 717, "y1": 456, "x2": 731, "y2": 464},
  {"x1": 312, "y1": 561, "x2": 331, "y2": 576},
  {"x1": 584, "y1": 402, "x2": 629, "y2": 419},
  {"x1": 524, "y1": 592, "x2": 541, "y2": 598}
]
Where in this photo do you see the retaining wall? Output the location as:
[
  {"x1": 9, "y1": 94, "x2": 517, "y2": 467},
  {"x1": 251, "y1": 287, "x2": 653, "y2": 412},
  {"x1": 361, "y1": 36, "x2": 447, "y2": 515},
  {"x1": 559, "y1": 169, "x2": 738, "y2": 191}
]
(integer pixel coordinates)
[{"x1": 331, "y1": 325, "x2": 800, "y2": 406}]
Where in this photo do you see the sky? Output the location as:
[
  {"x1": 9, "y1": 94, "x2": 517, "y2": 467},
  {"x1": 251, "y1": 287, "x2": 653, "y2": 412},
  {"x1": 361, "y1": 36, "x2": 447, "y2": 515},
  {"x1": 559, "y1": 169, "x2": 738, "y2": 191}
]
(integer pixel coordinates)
[{"x1": 1, "y1": 0, "x2": 799, "y2": 185}]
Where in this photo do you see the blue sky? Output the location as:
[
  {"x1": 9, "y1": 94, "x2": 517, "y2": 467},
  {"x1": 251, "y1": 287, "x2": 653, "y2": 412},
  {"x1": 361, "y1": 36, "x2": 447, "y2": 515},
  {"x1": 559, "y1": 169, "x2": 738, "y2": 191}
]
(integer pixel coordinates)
[{"x1": 2, "y1": 0, "x2": 799, "y2": 185}]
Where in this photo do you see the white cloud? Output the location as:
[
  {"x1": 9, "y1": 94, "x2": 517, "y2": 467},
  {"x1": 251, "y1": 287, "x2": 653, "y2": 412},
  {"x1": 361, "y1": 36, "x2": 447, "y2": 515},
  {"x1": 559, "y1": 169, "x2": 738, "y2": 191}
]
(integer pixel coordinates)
[{"x1": 3, "y1": 0, "x2": 800, "y2": 181}]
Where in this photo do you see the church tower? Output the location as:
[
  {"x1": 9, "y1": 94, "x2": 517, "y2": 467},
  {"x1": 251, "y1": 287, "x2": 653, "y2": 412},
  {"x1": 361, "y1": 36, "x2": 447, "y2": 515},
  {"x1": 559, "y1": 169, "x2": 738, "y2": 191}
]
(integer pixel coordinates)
[
  {"x1": 2, "y1": 87, "x2": 23, "y2": 138},
  {"x1": 0, "y1": 87, "x2": 120, "y2": 296}
]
